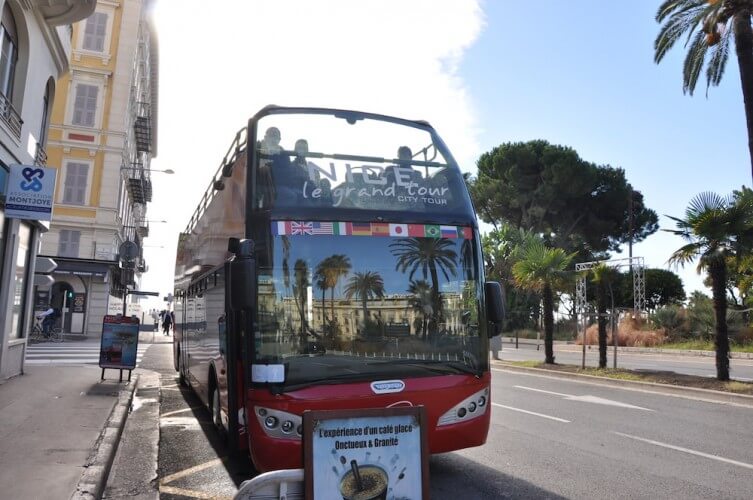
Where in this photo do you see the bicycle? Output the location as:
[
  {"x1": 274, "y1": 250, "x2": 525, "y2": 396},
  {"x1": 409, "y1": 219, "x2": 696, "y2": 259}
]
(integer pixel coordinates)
[{"x1": 29, "y1": 319, "x2": 63, "y2": 343}]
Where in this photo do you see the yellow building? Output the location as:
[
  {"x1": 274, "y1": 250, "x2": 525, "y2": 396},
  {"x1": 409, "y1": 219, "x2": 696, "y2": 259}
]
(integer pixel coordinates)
[{"x1": 38, "y1": 0, "x2": 158, "y2": 336}]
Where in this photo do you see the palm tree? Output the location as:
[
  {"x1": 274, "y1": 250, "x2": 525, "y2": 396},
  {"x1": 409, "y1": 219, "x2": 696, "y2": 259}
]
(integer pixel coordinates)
[
  {"x1": 666, "y1": 191, "x2": 753, "y2": 380},
  {"x1": 323, "y1": 254, "x2": 352, "y2": 323},
  {"x1": 292, "y1": 259, "x2": 309, "y2": 346},
  {"x1": 654, "y1": 0, "x2": 753, "y2": 181},
  {"x1": 512, "y1": 241, "x2": 576, "y2": 364},
  {"x1": 408, "y1": 279, "x2": 433, "y2": 340},
  {"x1": 390, "y1": 238, "x2": 458, "y2": 336},
  {"x1": 591, "y1": 263, "x2": 618, "y2": 369},
  {"x1": 344, "y1": 271, "x2": 385, "y2": 327},
  {"x1": 313, "y1": 267, "x2": 328, "y2": 324}
]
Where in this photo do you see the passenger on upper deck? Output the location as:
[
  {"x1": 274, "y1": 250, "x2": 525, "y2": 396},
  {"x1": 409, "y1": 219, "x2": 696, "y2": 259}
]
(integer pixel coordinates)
[{"x1": 383, "y1": 146, "x2": 419, "y2": 188}]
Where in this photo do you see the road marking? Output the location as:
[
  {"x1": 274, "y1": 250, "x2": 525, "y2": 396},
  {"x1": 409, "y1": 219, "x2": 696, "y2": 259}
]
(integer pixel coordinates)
[
  {"x1": 161, "y1": 407, "x2": 201, "y2": 418},
  {"x1": 492, "y1": 403, "x2": 570, "y2": 423},
  {"x1": 613, "y1": 432, "x2": 753, "y2": 470},
  {"x1": 159, "y1": 485, "x2": 232, "y2": 499},
  {"x1": 159, "y1": 457, "x2": 226, "y2": 485},
  {"x1": 514, "y1": 385, "x2": 653, "y2": 411}
]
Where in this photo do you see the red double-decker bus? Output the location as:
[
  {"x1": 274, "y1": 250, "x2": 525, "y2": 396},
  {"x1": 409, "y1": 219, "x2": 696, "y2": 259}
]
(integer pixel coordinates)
[{"x1": 173, "y1": 106, "x2": 504, "y2": 472}]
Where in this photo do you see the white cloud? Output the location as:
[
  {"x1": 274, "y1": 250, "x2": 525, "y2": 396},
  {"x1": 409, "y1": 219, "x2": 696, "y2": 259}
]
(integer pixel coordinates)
[{"x1": 140, "y1": 0, "x2": 485, "y2": 299}]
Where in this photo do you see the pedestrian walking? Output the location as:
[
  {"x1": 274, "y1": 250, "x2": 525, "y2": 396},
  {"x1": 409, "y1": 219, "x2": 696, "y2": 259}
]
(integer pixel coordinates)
[{"x1": 162, "y1": 310, "x2": 173, "y2": 336}]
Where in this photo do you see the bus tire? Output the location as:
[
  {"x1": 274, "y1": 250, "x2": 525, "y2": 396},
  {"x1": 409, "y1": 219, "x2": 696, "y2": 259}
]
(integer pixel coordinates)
[
  {"x1": 178, "y1": 350, "x2": 187, "y2": 387},
  {"x1": 209, "y1": 372, "x2": 226, "y2": 440}
]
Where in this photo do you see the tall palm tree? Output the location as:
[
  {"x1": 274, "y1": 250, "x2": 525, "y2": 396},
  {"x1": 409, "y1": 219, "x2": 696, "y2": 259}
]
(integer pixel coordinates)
[
  {"x1": 323, "y1": 254, "x2": 352, "y2": 323},
  {"x1": 591, "y1": 263, "x2": 618, "y2": 369},
  {"x1": 292, "y1": 259, "x2": 310, "y2": 345},
  {"x1": 390, "y1": 238, "x2": 458, "y2": 335},
  {"x1": 654, "y1": 0, "x2": 753, "y2": 181},
  {"x1": 344, "y1": 271, "x2": 385, "y2": 327},
  {"x1": 313, "y1": 267, "x2": 328, "y2": 324},
  {"x1": 512, "y1": 241, "x2": 576, "y2": 364},
  {"x1": 314, "y1": 254, "x2": 352, "y2": 335},
  {"x1": 666, "y1": 191, "x2": 753, "y2": 380},
  {"x1": 408, "y1": 279, "x2": 433, "y2": 340}
]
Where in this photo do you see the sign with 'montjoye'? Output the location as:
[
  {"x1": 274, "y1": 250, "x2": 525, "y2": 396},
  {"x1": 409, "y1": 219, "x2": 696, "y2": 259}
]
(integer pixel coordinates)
[{"x1": 5, "y1": 164, "x2": 57, "y2": 221}]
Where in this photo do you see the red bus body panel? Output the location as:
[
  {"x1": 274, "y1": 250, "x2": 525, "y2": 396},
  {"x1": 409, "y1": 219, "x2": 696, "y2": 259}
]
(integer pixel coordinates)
[{"x1": 245, "y1": 372, "x2": 490, "y2": 472}]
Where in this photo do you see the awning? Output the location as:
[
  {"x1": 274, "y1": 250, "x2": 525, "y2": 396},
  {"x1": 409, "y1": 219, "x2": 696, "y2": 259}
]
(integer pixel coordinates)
[{"x1": 41, "y1": 256, "x2": 118, "y2": 278}]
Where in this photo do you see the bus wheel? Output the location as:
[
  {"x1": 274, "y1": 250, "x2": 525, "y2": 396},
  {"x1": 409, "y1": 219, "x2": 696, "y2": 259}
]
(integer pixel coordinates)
[
  {"x1": 212, "y1": 386, "x2": 223, "y2": 430},
  {"x1": 178, "y1": 352, "x2": 187, "y2": 387}
]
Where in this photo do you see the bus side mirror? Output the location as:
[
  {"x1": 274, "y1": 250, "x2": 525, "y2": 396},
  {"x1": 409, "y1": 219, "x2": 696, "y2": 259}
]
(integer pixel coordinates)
[
  {"x1": 485, "y1": 281, "x2": 505, "y2": 337},
  {"x1": 228, "y1": 238, "x2": 256, "y2": 311}
]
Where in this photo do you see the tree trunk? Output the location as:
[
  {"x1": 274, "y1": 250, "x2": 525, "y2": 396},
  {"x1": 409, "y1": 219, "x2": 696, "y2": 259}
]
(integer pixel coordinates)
[
  {"x1": 733, "y1": 13, "x2": 753, "y2": 184},
  {"x1": 543, "y1": 283, "x2": 555, "y2": 364},
  {"x1": 430, "y1": 265, "x2": 441, "y2": 340},
  {"x1": 710, "y1": 259, "x2": 730, "y2": 381},
  {"x1": 598, "y1": 282, "x2": 608, "y2": 369}
]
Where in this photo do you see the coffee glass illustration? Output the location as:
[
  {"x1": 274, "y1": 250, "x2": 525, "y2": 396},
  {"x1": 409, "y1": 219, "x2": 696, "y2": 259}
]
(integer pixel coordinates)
[{"x1": 339, "y1": 465, "x2": 388, "y2": 500}]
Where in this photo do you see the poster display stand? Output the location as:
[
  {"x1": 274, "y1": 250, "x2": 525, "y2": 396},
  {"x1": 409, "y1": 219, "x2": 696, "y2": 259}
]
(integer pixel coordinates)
[
  {"x1": 99, "y1": 315, "x2": 140, "y2": 381},
  {"x1": 303, "y1": 406, "x2": 429, "y2": 500}
]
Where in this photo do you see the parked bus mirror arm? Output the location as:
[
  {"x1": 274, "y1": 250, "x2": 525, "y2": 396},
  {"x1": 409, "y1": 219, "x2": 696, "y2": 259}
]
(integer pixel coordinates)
[
  {"x1": 228, "y1": 238, "x2": 256, "y2": 311},
  {"x1": 485, "y1": 281, "x2": 505, "y2": 337}
]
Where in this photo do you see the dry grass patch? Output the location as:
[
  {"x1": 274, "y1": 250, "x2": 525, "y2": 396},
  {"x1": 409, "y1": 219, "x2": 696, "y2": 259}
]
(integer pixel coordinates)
[{"x1": 577, "y1": 317, "x2": 667, "y2": 347}]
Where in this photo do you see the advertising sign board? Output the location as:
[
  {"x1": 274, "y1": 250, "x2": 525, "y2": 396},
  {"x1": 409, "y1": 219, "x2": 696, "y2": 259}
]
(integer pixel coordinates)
[
  {"x1": 73, "y1": 293, "x2": 86, "y2": 313},
  {"x1": 303, "y1": 406, "x2": 429, "y2": 500},
  {"x1": 99, "y1": 315, "x2": 140, "y2": 370},
  {"x1": 4, "y1": 164, "x2": 58, "y2": 221}
]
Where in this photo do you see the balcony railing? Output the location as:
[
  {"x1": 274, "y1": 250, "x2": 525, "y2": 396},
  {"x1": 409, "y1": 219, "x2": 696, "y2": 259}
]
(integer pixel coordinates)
[
  {"x1": 134, "y1": 101, "x2": 152, "y2": 153},
  {"x1": 124, "y1": 162, "x2": 152, "y2": 204},
  {"x1": 0, "y1": 92, "x2": 23, "y2": 140},
  {"x1": 34, "y1": 143, "x2": 48, "y2": 166}
]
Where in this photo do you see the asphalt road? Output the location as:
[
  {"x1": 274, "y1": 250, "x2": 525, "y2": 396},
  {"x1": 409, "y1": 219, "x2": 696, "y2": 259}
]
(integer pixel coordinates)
[
  {"x1": 499, "y1": 342, "x2": 753, "y2": 381},
  {"x1": 138, "y1": 343, "x2": 753, "y2": 499}
]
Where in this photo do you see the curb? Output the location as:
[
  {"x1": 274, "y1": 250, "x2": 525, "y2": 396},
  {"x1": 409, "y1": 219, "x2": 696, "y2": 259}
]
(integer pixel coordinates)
[
  {"x1": 492, "y1": 361, "x2": 753, "y2": 407},
  {"x1": 71, "y1": 374, "x2": 140, "y2": 500}
]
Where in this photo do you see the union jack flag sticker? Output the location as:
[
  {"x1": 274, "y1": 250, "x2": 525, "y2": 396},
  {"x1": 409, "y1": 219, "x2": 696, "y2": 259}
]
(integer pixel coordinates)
[{"x1": 290, "y1": 221, "x2": 313, "y2": 235}]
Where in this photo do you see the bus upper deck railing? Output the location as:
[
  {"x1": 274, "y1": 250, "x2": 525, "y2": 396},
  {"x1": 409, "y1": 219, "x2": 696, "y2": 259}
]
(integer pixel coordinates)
[{"x1": 184, "y1": 126, "x2": 248, "y2": 234}]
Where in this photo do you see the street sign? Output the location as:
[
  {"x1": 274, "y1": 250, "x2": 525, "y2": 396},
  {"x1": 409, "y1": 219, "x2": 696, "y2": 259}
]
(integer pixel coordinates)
[
  {"x1": 33, "y1": 274, "x2": 55, "y2": 287},
  {"x1": 118, "y1": 241, "x2": 139, "y2": 262},
  {"x1": 35, "y1": 256, "x2": 57, "y2": 274},
  {"x1": 4, "y1": 164, "x2": 58, "y2": 221}
]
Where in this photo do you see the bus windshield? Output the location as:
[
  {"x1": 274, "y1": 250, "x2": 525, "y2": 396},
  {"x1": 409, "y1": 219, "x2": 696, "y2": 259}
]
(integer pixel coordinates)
[
  {"x1": 254, "y1": 230, "x2": 486, "y2": 389},
  {"x1": 253, "y1": 111, "x2": 473, "y2": 215}
]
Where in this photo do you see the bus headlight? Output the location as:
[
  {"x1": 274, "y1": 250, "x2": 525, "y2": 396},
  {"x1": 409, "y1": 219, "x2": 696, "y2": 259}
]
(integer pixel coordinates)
[
  {"x1": 255, "y1": 406, "x2": 302, "y2": 439},
  {"x1": 437, "y1": 388, "x2": 490, "y2": 426}
]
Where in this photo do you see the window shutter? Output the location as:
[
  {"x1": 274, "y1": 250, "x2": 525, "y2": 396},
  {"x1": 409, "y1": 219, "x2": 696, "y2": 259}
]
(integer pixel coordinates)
[
  {"x1": 73, "y1": 84, "x2": 98, "y2": 127},
  {"x1": 59, "y1": 230, "x2": 81, "y2": 258},
  {"x1": 63, "y1": 162, "x2": 88, "y2": 204},
  {"x1": 83, "y1": 12, "x2": 107, "y2": 52}
]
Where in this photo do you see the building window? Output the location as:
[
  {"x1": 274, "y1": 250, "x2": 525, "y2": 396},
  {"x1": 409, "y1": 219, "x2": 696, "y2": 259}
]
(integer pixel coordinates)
[
  {"x1": 11, "y1": 223, "x2": 31, "y2": 339},
  {"x1": 58, "y1": 229, "x2": 81, "y2": 258},
  {"x1": 82, "y1": 12, "x2": 107, "y2": 52},
  {"x1": 72, "y1": 83, "x2": 98, "y2": 127},
  {"x1": 0, "y1": 3, "x2": 18, "y2": 101},
  {"x1": 63, "y1": 162, "x2": 89, "y2": 205}
]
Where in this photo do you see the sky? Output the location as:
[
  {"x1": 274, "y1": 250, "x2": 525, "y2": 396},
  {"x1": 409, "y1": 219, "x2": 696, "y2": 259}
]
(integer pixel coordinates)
[{"x1": 140, "y1": 0, "x2": 750, "y2": 310}]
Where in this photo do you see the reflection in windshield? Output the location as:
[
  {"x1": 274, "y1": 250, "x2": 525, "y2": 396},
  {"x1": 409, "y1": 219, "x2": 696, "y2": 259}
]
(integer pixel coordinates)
[{"x1": 255, "y1": 230, "x2": 483, "y2": 386}]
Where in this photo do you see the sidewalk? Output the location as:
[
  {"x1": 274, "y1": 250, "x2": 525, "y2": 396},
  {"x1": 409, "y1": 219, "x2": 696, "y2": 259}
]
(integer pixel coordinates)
[
  {"x1": 499, "y1": 336, "x2": 753, "y2": 359},
  {"x1": 0, "y1": 331, "x2": 172, "y2": 499}
]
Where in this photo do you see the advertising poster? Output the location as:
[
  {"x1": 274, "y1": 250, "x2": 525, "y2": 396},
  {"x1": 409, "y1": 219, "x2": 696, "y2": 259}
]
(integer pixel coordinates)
[
  {"x1": 99, "y1": 315, "x2": 140, "y2": 369},
  {"x1": 304, "y1": 407, "x2": 429, "y2": 500},
  {"x1": 4, "y1": 164, "x2": 57, "y2": 221},
  {"x1": 73, "y1": 293, "x2": 86, "y2": 313}
]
